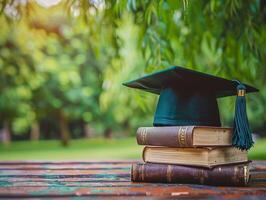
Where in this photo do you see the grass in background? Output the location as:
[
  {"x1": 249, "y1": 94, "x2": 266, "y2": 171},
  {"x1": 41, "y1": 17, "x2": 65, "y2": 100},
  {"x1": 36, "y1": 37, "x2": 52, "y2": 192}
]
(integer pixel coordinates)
[
  {"x1": 0, "y1": 137, "x2": 265, "y2": 161},
  {"x1": 0, "y1": 138, "x2": 142, "y2": 160},
  {"x1": 248, "y1": 138, "x2": 266, "y2": 160}
]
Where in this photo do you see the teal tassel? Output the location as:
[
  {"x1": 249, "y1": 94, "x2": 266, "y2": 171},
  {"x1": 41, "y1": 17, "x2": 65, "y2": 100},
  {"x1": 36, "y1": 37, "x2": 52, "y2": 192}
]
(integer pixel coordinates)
[{"x1": 233, "y1": 82, "x2": 254, "y2": 150}]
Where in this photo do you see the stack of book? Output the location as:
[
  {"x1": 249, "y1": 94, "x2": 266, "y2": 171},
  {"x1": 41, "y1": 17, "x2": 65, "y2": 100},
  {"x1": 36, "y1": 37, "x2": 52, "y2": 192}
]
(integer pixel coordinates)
[{"x1": 131, "y1": 126, "x2": 250, "y2": 186}]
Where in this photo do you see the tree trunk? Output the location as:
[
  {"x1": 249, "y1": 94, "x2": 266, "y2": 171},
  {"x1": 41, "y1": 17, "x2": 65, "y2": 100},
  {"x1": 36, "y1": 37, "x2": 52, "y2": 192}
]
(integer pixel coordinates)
[
  {"x1": 104, "y1": 127, "x2": 112, "y2": 139},
  {"x1": 58, "y1": 111, "x2": 70, "y2": 146},
  {"x1": 84, "y1": 123, "x2": 93, "y2": 138},
  {"x1": 2, "y1": 120, "x2": 11, "y2": 144},
  {"x1": 30, "y1": 121, "x2": 40, "y2": 141}
]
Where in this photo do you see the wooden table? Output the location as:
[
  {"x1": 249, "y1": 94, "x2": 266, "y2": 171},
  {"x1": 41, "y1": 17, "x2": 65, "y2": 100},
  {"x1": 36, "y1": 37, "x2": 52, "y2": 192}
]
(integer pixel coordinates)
[{"x1": 0, "y1": 161, "x2": 266, "y2": 199}]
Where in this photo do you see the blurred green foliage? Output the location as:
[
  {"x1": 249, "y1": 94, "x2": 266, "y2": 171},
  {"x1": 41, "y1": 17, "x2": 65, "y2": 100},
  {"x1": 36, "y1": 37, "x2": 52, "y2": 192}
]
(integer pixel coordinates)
[{"x1": 0, "y1": 0, "x2": 265, "y2": 145}]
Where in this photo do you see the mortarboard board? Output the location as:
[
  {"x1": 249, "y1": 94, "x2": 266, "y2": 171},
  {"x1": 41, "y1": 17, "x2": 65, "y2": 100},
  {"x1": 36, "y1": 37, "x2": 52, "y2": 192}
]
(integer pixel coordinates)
[{"x1": 123, "y1": 66, "x2": 259, "y2": 150}]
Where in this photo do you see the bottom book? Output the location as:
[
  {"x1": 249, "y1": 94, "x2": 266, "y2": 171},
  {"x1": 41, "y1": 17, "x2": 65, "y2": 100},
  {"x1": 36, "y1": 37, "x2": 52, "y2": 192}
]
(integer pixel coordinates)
[{"x1": 131, "y1": 162, "x2": 250, "y2": 186}]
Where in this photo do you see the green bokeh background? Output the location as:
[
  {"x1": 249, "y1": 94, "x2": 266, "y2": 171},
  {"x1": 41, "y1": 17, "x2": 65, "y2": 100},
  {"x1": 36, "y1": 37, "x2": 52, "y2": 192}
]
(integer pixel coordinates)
[{"x1": 0, "y1": 0, "x2": 265, "y2": 160}]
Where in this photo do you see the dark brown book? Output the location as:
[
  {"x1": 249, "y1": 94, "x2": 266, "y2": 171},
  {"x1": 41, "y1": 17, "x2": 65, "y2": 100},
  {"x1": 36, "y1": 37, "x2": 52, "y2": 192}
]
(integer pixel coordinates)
[
  {"x1": 142, "y1": 146, "x2": 248, "y2": 168},
  {"x1": 131, "y1": 162, "x2": 249, "y2": 186},
  {"x1": 137, "y1": 126, "x2": 232, "y2": 147}
]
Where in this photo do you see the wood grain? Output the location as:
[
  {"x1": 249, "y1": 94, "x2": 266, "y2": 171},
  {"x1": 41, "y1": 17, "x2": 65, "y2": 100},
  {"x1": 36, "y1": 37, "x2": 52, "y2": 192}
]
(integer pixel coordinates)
[{"x1": 0, "y1": 160, "x2": 265, "y2": 199}]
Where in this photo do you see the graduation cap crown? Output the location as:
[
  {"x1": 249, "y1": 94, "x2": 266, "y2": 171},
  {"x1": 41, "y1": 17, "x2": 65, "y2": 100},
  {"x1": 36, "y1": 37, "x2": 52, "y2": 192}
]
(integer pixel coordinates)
[{"x1": 123, "y1": 66, "x2": 259, "y2": 150}]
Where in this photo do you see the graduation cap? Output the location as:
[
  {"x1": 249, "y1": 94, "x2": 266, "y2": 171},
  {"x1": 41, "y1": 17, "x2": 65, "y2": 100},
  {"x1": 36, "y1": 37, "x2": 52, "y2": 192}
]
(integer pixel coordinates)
[{"x1": 123, "y1": 66, "x2": 259, "y2": 150}]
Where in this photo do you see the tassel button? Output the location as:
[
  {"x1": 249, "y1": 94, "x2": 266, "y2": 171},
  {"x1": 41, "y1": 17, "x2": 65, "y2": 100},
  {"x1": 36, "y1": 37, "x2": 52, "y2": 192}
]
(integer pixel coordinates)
[{"x1": 237, "y1": 90, "x2": 245, "y2": 96}]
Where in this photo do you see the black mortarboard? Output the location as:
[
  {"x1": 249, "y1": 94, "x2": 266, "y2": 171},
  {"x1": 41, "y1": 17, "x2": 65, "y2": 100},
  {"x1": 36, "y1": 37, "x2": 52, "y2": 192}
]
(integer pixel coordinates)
[{"x1": 123, "y1": 66, "x2": 259, "y2": 150}]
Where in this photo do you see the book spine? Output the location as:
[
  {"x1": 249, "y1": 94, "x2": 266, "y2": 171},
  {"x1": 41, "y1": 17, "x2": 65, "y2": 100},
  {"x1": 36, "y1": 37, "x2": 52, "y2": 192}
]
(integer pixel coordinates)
[
  {"x1": 131, "y1": 163, "x2": 249, "y2": 186},
  {"x1": 136, "y1": 126, "x2": 194, "y2": 147}
]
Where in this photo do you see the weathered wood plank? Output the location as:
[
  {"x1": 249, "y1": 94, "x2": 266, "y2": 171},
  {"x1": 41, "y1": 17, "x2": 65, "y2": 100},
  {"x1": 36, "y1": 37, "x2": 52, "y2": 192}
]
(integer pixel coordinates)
[
  {"x1": 0, "y1": 160, "x2": 265, "y2": 199},
  {"x1": 0, "y1": 161, "x2": 135, "y2": 165},
  {"x1": 0, "y1": 185, "x2": 266, "y2": 198},
  {"x1": 0, "y1": 162, "x2": 133, "y2": 170},
  {"x1": 0, "y1": 169, "x2": 129, "y2": 175}
]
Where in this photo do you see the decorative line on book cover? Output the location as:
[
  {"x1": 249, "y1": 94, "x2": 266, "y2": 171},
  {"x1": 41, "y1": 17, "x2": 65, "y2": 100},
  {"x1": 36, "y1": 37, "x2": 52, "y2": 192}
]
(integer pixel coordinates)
[{"x1": 178, "y1": 126, "x2": 189, "y2": 146}]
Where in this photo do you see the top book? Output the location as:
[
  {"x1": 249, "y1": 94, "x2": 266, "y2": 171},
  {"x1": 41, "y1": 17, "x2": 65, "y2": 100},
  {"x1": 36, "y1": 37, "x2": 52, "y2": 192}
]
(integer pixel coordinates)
[{"x1": 137, "y1": 126, "x2": 232, "y2": 147}]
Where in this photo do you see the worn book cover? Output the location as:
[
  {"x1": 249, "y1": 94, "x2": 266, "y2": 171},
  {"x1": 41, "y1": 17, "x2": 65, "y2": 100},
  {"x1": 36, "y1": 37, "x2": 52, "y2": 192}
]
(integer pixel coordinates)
[
  {"x1": 142, "y1": 146, "x2": 248, "y2": 168},
  {"x1": 137, "y1": 126, "x2": 232, "y2": 147},
  {"x1": 131, "y1": 162, "x2": 249, "y2": 186}
]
